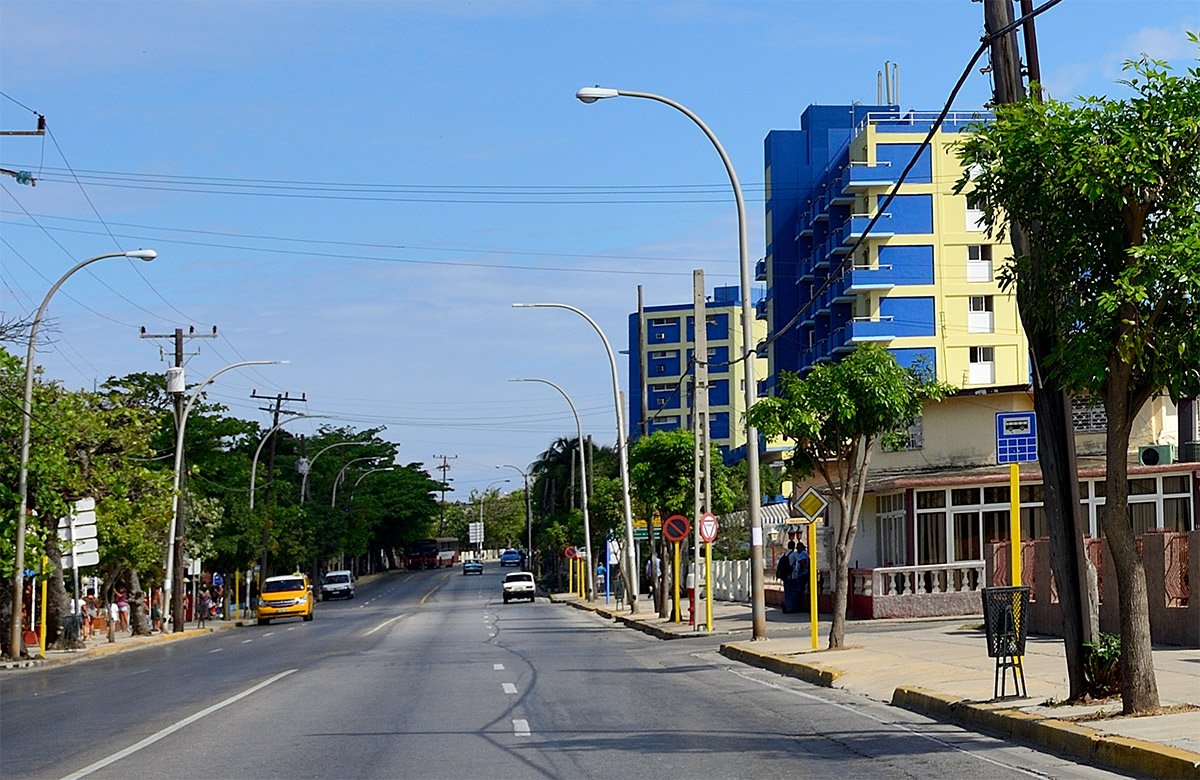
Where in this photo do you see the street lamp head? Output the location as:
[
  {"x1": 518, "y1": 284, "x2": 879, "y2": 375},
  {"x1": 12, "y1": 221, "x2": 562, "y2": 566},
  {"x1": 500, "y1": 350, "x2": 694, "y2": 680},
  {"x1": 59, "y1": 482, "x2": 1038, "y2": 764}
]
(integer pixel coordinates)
[
  {"x1": 576, "y1": 87, "x2": 620, "y2": 104},
  {"x1": 124, "y1": 249, "x2": 158, "y2": 261}
]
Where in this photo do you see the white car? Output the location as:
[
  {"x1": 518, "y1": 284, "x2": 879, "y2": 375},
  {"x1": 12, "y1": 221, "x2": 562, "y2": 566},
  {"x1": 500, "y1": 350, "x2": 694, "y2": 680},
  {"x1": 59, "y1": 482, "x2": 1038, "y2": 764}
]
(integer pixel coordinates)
[
  {"x1": 320, "y1": 570, "x2": 355, "y2": 600},
  {"x1": 502, "y1": 572, "x2": 536, "y2": 603}
]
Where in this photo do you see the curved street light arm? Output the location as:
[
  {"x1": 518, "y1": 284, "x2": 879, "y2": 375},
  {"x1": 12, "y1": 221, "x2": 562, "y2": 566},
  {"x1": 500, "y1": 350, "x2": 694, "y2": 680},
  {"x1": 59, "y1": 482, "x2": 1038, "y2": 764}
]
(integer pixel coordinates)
[
  {"x1": 510, "y1": 377, "x2": 596, "y2": 601},
  {"x1": 574, "y1": 85, "x2": 766, "y2": 636},
  {"x1": 11, "y1": 250, "x2": 159, "y2": 656},
  {"x1": 512, "y1": 302, "x2": 636, "y2": 611},
  {"x1": 164, "y1": 361, "x2": 285, "y2": 628},
  {"x1": 496, "y1": 464, "x2": 533, "y2": 556}
]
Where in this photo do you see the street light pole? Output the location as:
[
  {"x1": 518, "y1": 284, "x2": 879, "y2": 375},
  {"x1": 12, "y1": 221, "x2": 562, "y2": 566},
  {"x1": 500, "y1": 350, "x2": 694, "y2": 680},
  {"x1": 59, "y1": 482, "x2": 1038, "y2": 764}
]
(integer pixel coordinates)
[
  {"x1": 164, "y1": 360, "x2": 285, "y2": 631},
  {"x1": 512, "y1": 302, "x2": 639, "y2": 613},
  {"x1": 300, "y1": 439, "x2": 377, "y2": 504},
  {"x1": 510, "y1": 378, "x2": 595, "y2": 601},
  {"x1": 10, "y1": 249, "x2": 158, "y2": 657},
  {"x1": 575, "y1": 86, "x2": 767, "y2": 638},
  {"x1": 331, "y1": 456, "x2": 384, "y2": 509},
  {"x1": 496, "y1": 464, "x2": 532, "y2": 566},
  {"x1": 251, "y1": 414, "x2": 324, "y2": 582}
]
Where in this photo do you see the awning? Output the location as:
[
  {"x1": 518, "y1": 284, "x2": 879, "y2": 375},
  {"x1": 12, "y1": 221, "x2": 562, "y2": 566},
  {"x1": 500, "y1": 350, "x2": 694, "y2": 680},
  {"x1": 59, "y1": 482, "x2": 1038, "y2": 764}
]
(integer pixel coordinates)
[{"x1": 719, "y1": 502, "x2": 794, "y2": 529}]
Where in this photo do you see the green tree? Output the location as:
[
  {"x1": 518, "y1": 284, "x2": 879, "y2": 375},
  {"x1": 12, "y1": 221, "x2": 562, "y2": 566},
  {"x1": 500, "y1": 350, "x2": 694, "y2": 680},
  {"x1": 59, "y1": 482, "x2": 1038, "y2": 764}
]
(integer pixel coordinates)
[
  {"x1": 748, "y1": 345, "x2": 953, "y2": 648},
  {"x1": 956, "y1": 43, "x2": 1200, "y2": 713},
  {"x1": 629, "y1": 429, "x2": 736, "y2": 616}
]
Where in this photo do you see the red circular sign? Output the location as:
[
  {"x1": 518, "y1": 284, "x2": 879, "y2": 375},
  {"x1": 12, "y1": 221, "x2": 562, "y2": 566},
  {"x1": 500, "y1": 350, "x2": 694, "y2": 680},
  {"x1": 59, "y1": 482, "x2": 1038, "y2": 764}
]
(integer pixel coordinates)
[
  {"x1": 663, "y1": 514, "x2": 690, "y2": 543},
  {"x1": 698, "y1": 512, "x2": 719, "y2": 543},
  {"x1": 564, "y1": 545, "x2": 577, "y2": 559}
]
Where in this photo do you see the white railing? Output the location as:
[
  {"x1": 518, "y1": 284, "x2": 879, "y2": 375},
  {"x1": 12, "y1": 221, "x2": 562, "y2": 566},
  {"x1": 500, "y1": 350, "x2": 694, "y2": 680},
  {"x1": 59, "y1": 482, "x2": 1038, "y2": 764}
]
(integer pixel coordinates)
[{"x1": 857, "y1": 562, "x2": 985, "y2": 597}]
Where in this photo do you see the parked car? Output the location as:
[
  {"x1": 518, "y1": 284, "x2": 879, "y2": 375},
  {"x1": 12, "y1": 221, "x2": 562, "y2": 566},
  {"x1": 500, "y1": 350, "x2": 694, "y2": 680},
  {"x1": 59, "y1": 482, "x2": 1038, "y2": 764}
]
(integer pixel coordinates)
[
  {"x1": 320, "y1": 570, "x2": 355, "y2": 600},
  {"x1": 499, "y1": 549, "x2": 522, "y2": 567},
  {"x1": 502, "y1": 571, "x2": 536, "y2": 603},
  {"x1": 257, "y1": 574, "x2": 314, "y2": 625},
  {"x1": 463, "y1": 559, "x2": 484, "y2": 576}
]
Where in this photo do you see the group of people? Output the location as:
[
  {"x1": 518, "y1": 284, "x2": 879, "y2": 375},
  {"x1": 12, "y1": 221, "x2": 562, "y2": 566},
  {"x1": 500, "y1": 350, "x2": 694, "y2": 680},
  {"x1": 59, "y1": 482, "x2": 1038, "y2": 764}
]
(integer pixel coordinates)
[
  {"x1": 71, "y1": 584, "x2": 169, "y2": 640},
  {"x1": 777, "y1": 540, "x2": 811, "y2": 614}
]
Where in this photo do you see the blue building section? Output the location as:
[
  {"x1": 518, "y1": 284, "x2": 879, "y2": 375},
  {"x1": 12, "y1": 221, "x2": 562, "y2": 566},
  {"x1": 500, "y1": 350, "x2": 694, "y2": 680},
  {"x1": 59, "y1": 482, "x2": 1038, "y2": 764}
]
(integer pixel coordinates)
[
  {"x1": 628, "y1": 286, "x2": 748, "y2": 455},
  {"x1": 764, "y1": 105, "x2": 985, "y2": 378}
]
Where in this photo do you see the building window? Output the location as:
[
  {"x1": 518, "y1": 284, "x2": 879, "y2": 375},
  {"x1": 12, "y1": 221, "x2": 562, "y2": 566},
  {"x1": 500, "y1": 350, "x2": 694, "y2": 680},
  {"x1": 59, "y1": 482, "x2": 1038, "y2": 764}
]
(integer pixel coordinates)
[
  {"x1": 968, "y1": 346, "x2": 995, "y2": 385},
  {"x1": 1071, "y1": 395, "x2": 1107, "y2": 433},
  {"x1": 968, "y1": 295, "x2": 995, "y2": 333},
  {"x1": 876, "y1": 492, "x2": 906, "y2": 567},
  {"x1": 965, "y1": 193, "x2": 986, "y2": 232},
  {"x1": 917, "y1": 512, "x2": 948, "y2": 565},
  {"x1": 884, "y1": 416, "x2": 924, "y2": 452},
  {"x1": 967, "y1": 245, "x2": 993, "y2": 282}
]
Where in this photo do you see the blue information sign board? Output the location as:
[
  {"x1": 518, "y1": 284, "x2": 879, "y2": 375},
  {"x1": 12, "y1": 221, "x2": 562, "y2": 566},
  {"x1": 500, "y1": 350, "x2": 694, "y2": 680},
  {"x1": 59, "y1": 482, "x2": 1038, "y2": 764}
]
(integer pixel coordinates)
[{"x1": 996, "y1": 412, "x2": 1038, "y2": 464}]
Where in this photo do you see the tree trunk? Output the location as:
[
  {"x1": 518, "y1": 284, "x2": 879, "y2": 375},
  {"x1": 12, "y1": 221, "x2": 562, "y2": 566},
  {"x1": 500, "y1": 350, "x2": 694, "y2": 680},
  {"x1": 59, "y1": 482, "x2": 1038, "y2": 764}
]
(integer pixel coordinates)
[
  {"x1": 129, "y1": 569, "x2": 150, "y2": 636},
  {"x1": 828, "y1": 494, "x2": 852, "y2": 648},
  {"x1": 1029, "y1": 375, "x2": 1094, "y2": 700},
  {"x1": 1101, "y1": 386, "x2": 1159, "y2": 714}
]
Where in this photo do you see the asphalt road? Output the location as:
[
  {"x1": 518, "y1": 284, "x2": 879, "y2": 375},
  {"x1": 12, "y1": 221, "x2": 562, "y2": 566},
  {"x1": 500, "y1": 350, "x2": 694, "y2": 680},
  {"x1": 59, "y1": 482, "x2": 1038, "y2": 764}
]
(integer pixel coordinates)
[{"x1": 1, "y1": 568, "x2": 1124, "y2": 779}]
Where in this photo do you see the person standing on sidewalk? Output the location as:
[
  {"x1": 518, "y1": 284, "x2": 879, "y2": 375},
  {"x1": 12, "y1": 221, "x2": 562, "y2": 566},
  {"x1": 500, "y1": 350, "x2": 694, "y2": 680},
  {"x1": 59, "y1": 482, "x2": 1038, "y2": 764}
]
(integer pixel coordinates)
[
  {"x1": 790, "y1": 542, "x2": 811, "y2": 611},
  {"x1": 197, "y1": 588, "x2": 211, "y2": 629},
  {"x1": 780, "y1": 541, "x2": 800, "y2": 613},
  {"x1": 150, "y1": 585, "x2": 163, "y2": 633}
]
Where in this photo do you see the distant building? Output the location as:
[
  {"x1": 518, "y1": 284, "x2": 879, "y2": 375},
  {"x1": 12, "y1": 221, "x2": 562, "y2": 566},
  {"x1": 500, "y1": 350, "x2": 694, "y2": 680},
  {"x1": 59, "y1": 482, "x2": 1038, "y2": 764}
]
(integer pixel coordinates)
[{"x1": 627, "y1": 284, "x2": 767, "y2": 458}]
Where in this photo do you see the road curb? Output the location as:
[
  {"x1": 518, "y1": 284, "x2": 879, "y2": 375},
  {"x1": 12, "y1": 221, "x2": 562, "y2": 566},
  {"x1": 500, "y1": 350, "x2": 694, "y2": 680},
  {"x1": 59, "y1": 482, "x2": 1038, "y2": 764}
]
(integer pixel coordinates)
[
  {"x1": 2, "y1": 623, "x2": 236, "y2": 670},
  {"x1": 718, "y1": 643, "x2": 842, "y2": 687},
  {"x1": 892, "y1": 686, "x2": 1200, "y2": 779}
]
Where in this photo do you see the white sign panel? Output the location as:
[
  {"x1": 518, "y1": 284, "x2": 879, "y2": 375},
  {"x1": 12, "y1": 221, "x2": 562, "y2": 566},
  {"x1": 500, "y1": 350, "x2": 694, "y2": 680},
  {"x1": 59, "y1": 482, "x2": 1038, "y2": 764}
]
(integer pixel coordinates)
[{"x1": 61, "y1": 550, "x2": 99, "y2": 569}]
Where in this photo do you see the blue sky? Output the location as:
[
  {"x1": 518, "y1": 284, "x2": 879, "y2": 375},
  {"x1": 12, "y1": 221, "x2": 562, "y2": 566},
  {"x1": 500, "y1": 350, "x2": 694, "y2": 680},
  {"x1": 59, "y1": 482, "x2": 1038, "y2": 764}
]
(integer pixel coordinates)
[{"x1": 2, "y1": 0, "x2": 1196, "y2": 497}]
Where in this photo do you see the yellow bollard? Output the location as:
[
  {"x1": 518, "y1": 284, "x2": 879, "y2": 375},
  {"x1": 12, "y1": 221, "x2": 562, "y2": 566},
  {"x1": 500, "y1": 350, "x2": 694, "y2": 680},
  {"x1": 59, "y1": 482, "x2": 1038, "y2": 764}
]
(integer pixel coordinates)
[
  {"x1": 705, "y1": 542, "x2": 713, "y2": 632},
  {"x1": 39, "y1": 555, "x2": 49, "y2": 658},
  {"x1": 672, "y1": 542, "x2": 681, "y2": 623},
  {"x1": 808, "y1": 521, "x2": 818, "y2": 650},
  {"x1": 567, "y1": 553, "x2": 574, "y2": 596}
]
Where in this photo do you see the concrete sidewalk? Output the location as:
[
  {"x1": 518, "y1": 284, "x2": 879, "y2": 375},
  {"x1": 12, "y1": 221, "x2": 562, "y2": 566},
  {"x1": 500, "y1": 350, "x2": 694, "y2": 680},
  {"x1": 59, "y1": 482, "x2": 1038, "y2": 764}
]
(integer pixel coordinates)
[
  {"x1": 552, "y1": 592, "x2": 1200, "y2": 779},
  {"x1": 0, "y1": 616, "x2": 241, "y2": 670}
]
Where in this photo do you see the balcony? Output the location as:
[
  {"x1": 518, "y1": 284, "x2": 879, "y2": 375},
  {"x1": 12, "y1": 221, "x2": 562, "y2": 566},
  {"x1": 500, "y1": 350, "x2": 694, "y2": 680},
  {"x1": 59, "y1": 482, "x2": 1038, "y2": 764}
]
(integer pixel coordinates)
[
  {"x1": 755, "y1": 297, "x2": 769, "y2": 320},
  {"x1": 846, "y1": 265, "x2": 897, "y2": 294},
  {"x1": 755, "y1": 257, "x2": 767, "y2": 282},
  {"x1": 847, "y1": 317, "x2": 898, "y2": 343},
  {"x1": 839, "y1": 161, "x2": 897, "y2": 194},
  {"x1": 847, "y1": 214, "x2": 895, "y2": 242}
]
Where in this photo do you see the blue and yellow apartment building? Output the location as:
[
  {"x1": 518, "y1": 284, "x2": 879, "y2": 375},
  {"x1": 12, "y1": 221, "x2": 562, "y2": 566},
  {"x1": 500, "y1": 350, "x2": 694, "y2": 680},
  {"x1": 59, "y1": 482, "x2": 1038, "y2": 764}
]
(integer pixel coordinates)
[{"x1": 624, "y1": 103, "x2": 1196, "y2": 625}]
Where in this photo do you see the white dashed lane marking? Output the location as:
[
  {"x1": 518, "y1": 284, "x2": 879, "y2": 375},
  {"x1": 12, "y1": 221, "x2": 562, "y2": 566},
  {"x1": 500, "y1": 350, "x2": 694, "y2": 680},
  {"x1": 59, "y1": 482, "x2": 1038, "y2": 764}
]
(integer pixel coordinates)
[
  {"x1": 502, "y1": 683, "x2": 518, "y2": 695},
  {"x1": 493, "y1": 664, "x2": 504, "y2": 671},
  {"x1": 512, "y1": 719, "x2": 531, "y2": 737}
]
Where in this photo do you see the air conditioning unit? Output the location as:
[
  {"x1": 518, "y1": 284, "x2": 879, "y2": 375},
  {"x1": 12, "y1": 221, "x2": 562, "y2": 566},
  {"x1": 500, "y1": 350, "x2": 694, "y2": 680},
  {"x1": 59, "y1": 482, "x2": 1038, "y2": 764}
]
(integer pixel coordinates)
[
  {"x1": 1181, "y1": 441, "x2": 1200, "y2": 463},
  {"x1": 1137, "y1": 444, "x2": 1176, "y2": 466}
]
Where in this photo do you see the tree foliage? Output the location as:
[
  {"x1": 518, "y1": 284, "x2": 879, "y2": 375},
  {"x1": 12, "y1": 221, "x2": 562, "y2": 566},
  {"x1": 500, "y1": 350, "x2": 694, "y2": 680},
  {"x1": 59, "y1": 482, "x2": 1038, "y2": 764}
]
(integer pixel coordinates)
[
  {"x1": 955, "y1": 40, "x2": 1200, "y2": 713},
  {"x1": 748, "y1": 344, "x2": 953, "y2": 648}
]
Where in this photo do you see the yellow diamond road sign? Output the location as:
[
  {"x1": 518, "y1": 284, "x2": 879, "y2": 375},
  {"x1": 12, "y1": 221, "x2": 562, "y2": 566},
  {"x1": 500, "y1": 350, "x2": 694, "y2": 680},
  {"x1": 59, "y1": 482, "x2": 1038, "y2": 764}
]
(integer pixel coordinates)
[{"x1": 792, "y1": 487, "x2": 828, "y2": 521}]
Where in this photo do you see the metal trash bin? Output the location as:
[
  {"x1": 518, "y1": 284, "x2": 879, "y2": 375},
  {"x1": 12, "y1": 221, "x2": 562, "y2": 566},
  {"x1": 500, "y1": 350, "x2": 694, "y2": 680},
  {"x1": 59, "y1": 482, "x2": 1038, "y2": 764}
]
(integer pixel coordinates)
[
  {"x1": 980, "y1": 586, "x2": 1030, "y2": 699},
  {"x1": 60, "y1": 613, "x2": 82, "y2": 650}
]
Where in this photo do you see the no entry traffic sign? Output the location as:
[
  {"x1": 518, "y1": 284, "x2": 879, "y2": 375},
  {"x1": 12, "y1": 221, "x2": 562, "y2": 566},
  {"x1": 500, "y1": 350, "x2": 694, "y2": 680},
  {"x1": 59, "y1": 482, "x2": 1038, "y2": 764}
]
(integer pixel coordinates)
[
  {"x1": 698, "y1": 512, "x2": 718, "y2": 543},
  {"x1": 564, "y1": 545, "x2": 577, "y2": 559},
  {"x1": 663, "y1": 514, "x2": 690, "y2": 543}
]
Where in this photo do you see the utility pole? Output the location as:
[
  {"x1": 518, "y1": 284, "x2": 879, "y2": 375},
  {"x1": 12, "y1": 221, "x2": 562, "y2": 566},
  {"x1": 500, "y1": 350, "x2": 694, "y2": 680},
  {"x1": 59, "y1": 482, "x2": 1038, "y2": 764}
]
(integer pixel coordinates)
[
  {"x1": 433, "y1": 454, "x2": 457, "y2": 534},
  {"x1": 691, "y1": 270, "x2": 711, "y2": 626},
  {"x1": 983, "y1": 0, "x2": 1095, "y2": 701},
  {"x1": 141, "y1": 325, "x2": 217, "y2": 632},
  {"x1": 250, "y1": 390, "x2": 306, "y2": 580},
  {"x1": 636, "y1": 285, "x2": 649, "y2": 439}
]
